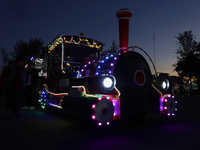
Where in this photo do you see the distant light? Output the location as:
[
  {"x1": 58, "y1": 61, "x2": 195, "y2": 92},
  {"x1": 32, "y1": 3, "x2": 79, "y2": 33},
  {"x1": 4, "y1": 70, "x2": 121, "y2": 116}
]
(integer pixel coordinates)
[{"x1": 30, "y1": 57, "x2": 34, "y2": 60}]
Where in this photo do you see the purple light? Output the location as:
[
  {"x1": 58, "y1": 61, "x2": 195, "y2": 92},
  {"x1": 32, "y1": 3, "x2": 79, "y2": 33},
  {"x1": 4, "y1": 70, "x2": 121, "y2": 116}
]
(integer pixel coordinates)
[
  {"x1": 88, "y1": 61, "x2": 91, "y2": 64},
  {"x1": 114, "y1": 57, "x2": 117, "y2": 60},
  {"x1": 93, "y1": 60, "x2": 95, "y2": 62},
  {"x1": 81, "y1": 69, "x2": 84, "y2": 72},
  {"x1": 109, "y1": 71, "x2": 112, "y2": 74},
  {"x1": 167, "y1": 113, "x2": 171, "y2": 116},
  {"x1": 84, "y1": 65, "x2": 87, "y2": 67},
  {"x1": 110, "y1": 63, "x2": 114, "y2": 66},
  {"x1": 175, "y1": 101, "x2": 177, "y2": 104},
  {"x1": 175, "y1": 108, "x2": 177, "y2": 111}
]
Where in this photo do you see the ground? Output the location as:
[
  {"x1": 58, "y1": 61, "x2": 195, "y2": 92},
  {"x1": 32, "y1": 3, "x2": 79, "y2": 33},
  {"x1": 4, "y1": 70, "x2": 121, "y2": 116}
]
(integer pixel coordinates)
[{"x1": 0, "y1": 95, "x2": 200, "y2": 150}]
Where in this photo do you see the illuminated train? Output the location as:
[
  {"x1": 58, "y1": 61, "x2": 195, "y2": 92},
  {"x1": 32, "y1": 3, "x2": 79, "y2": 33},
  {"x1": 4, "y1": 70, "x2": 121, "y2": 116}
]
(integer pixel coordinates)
[{"x1": 39, "y1": 8, "x2": 177, "y2": 126}]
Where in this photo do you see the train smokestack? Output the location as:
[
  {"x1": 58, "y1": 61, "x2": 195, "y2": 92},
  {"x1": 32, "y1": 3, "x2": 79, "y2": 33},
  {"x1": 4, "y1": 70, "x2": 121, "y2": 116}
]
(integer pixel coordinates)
[{"x1": 116, "y1": 8, "x2": 132, "y2": 53}]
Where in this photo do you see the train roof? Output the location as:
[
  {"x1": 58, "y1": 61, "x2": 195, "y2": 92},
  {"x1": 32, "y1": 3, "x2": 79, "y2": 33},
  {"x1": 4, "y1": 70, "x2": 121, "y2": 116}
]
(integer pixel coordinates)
[{"x1": 47, "y1": 34, "x2": 105, "y2": 52}]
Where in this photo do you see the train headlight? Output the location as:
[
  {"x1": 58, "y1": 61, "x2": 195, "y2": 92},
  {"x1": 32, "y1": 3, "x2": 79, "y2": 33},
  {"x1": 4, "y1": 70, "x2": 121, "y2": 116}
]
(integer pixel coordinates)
[
  {"x1": 102, "y1": 75, "x2": 116, "y2": 90},
  {"x1": 103, "y1": 77, "x2": 113, "y2": 88},
  {"x1": 162, "y1": 79, "x2": 169, "y2": 90}
]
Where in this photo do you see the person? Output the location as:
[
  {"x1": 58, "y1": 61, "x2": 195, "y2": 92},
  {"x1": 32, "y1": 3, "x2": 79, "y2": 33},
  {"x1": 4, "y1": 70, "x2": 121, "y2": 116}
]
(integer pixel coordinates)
[
  {"x1": 7, "y1": 57, "x2": 26, "y2": 118},
  {"x1": 21, "y1": 62, "x2": 38, "y2": 110},
  {"x1": 1, "y1": 61, "x2": 14, "y2": 109}
]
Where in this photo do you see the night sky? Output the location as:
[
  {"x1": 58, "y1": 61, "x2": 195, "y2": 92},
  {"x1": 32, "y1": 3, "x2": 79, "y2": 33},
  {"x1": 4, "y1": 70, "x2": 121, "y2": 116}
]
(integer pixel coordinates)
[{"x1": 1, "y1": 0, "x2": 200, "y2": 76}]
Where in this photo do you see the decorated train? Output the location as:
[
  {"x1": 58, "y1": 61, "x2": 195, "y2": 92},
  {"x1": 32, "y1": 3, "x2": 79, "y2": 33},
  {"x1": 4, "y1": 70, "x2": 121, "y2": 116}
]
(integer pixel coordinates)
[{"x1": 38, "y1": 8, "x2": 177, "y2": 126}]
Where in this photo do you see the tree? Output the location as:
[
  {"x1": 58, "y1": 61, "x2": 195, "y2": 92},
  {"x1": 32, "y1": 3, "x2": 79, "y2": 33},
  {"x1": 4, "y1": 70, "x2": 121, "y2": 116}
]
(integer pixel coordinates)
[
  {"x1": 10, "y1": 37, "x2": 44, "y2": 61},
  {"x1": 173, "y1": 30, "x2": 200, "y2": 92},
  {"x1": 107, "y1": 40, "x2": 119, "y2": 53},
  {"x1": 1, "y1": 48, "x2": 11, "y2": 70},
  {"x1": 1, "y1": 37, "x2": 44, "y2": 72}
]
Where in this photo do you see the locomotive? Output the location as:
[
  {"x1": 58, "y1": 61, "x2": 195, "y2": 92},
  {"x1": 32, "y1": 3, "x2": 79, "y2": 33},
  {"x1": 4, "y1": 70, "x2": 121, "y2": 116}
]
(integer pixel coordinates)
[{"x1": 39, "y1": 8, "x2": 177, "y2": 126}]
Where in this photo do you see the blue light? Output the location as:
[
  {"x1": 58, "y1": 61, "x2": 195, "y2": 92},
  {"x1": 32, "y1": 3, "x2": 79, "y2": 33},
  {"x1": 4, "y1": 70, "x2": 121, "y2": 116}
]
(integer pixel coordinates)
[
  {"x1": 98, "y1": 66, "x2": 101, "y2": 69},
  {"x1": 30, "y1": 57, "x2": 34, "y2": 60}
]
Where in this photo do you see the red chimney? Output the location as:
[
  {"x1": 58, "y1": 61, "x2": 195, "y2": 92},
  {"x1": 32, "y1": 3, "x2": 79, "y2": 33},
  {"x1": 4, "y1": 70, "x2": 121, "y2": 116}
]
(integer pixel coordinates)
[{"x1": 116, "y1": 8, "x2": 132, "y2": 53}]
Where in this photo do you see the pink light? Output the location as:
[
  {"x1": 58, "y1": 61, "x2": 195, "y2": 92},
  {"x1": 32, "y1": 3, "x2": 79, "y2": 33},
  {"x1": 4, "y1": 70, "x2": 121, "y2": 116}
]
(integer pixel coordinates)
[
  {"x1": 98, "y1": 122, "x2": 102, "y2": 126},
  {"x1": 84, "y1": 65, "x2": 87, "y2": 67},
  {"x1": 98, "y1": 97, "x2": 102, "y2": 100},
  {"x1": 106, "y1": 122, "x2": 110, "y2": 125},
  {"x1": 92, "y1": 115, "x2": 96, "y2": 120},
  {"x1": 168, "y1": 95, "x2": 171, "y2": 97},
  {"x1": 88, "y1": 62, "x2": 91, "y2": 64},
  {"x1": 113, "y1": 112, "x2": 116, "y2": 116},
  {"x1": 114, "y1": 57, "x2": 117, "y2": 60},
  {"x1": 160, "y1": 107, "x2": 163, "y2": 110},
  {"x1": 109, "y1": 71, "x2": 112, "y2": 74},
  {"x1": 172, "y1": 96, "x2": 175, "y2": 98},
  {"x1": 167, "y1": 113, "x2": 171, "y2": 116},
  {"x1": 172, "y1": 113, "x2": 175, "y2": 116},
  {"x1": 106, "y1": 97, "x2": 109, "y2": 100},
  {"x1": 165, "y1": 99, "x2": 167, "y2": 102},
  {"x1": 164, "y1": 106, "x2": 167, "y2": 110},
  {"x1": 175, "y1": 101, "x2": 177, "y2": 104},
  {"x1": 175, "y1": 108, "x2": 177, "y2": 111},
  {"x1": 81, "y1": 69, "x2": 84, "y2": 72},
  {"x1": 92, "y1": 104, "x2": 96, "y2": 109},
  {"x1": 93, "y1": 60, "x2": 95, "y2": 62}
]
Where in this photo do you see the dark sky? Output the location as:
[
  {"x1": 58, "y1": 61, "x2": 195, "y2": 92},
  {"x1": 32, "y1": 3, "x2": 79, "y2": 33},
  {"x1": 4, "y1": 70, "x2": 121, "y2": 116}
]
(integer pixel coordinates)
[{"x1": 1, "y1": 0, "x2": 200, "y2": 76}]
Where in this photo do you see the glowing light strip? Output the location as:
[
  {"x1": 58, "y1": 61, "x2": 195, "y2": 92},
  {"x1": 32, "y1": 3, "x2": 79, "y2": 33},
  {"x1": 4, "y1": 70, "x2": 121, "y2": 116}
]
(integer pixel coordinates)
[
  {"x1": 42, "y1": 84, "x2": 68, "y2": 97},
  {"x1": 48, "y1": 37, "x2": 63, "y2": 52},
  {"x1": 71, "y1": 85, "x2": 120, "y2": 100},
  {"x1": 63, "y1": 37, "x2": 102, "y2": 49},
  {"x1": 61, "y1": 42, "x2": 65, "y2": 73},
  {"x1": 71, "y1": 86, "x2": 100, "y2": 98}
]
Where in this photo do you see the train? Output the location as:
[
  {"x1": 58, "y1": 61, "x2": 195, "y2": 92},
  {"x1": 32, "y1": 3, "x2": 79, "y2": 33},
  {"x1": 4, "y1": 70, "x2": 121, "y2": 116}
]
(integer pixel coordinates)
[{"x1": 38, "y1": 8, "x2": 177, "y2": 126}]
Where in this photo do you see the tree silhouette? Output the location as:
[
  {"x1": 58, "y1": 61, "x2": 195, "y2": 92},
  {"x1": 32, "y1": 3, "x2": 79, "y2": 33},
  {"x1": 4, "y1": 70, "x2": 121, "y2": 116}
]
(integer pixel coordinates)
[
  {"x1": 107, "y1": 40, "x2": 119, "y2": 53},
  {"x1": 1, "y1": 48, "x2": 11, "y2": 70},
  {"x1": 173, "y1": 30, "x2": 200, "y2": 92},
  {"x1": 10, "y1": 37, "x2": 44, "y2": 61}
]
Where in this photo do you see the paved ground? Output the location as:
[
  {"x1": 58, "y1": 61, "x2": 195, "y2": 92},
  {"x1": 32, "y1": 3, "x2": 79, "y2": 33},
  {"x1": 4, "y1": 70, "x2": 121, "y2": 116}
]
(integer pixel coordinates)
[{"x1": 0, "y1": 95, "x2": 200, "y2": 150}]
